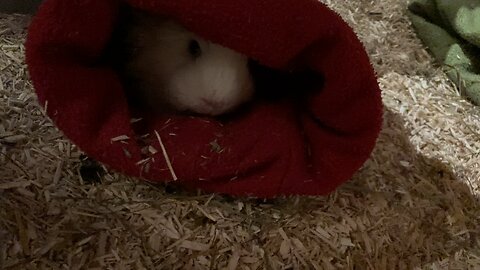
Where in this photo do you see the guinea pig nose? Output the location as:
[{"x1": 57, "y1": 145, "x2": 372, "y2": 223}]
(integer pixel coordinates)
[{"x1": 201, "y1": 98, "x2": 224, "y2": 109}]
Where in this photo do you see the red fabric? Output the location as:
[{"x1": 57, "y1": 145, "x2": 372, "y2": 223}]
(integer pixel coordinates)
[{"x1": 25, "y1": 0, "x2": 383, "y2": 198}]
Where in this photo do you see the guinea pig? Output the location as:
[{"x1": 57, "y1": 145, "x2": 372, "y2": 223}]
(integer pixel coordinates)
[{"x1": 118, "y1": 10, "x2": 255, "y2": 116}]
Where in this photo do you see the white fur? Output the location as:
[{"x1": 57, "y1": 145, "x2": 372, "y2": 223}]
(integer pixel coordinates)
[{"x1": 126, "y1": 16, "x2": 254, "y2": 116}]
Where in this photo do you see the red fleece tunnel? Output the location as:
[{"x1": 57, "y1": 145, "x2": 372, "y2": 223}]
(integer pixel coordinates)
[{"x1": 25, "y1": 0, "x2": 383, "y2": 198}]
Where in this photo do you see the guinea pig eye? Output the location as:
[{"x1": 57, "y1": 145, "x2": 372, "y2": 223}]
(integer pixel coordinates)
[{"x1": 188, "y1": 39, "x2": 202, "y2": 59}]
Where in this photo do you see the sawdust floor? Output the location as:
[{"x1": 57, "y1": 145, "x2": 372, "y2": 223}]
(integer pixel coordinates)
[{"x1": 1, "y1": 0, "x2": 479, "y2": 269}]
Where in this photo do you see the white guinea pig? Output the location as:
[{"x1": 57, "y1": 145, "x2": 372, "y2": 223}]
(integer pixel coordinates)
[{"x1": 121, "y1": 11, "x2": 254, "y2": 116}]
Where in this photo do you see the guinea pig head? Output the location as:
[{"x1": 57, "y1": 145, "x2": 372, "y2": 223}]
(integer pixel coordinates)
[
  {"x1": 124, "y1": 17, "x2": 254, "y2": 116},
  {"x1": 165, "y1": 34, "x2": 254, "y2": 116}
]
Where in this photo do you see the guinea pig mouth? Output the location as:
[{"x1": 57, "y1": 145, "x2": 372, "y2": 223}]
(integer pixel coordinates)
[
  {"x1": 179, "y1": 99, "x2": 236, "y2": 117},
  {"x1": 201, "y1": 98, "x2": 226, "y2": 111},
  {"x1": 193, "y1": 105, "x2": 228, "y2": 116}
]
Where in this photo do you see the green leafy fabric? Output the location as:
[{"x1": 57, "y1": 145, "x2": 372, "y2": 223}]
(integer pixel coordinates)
[{"x1": 407, "y1": 0, "x2": 480, "y2": 105}]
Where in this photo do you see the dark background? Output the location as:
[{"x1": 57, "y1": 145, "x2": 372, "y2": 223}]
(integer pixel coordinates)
[{"x1": 0, "y1": 0, "x2": 43, "y2": 14}]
